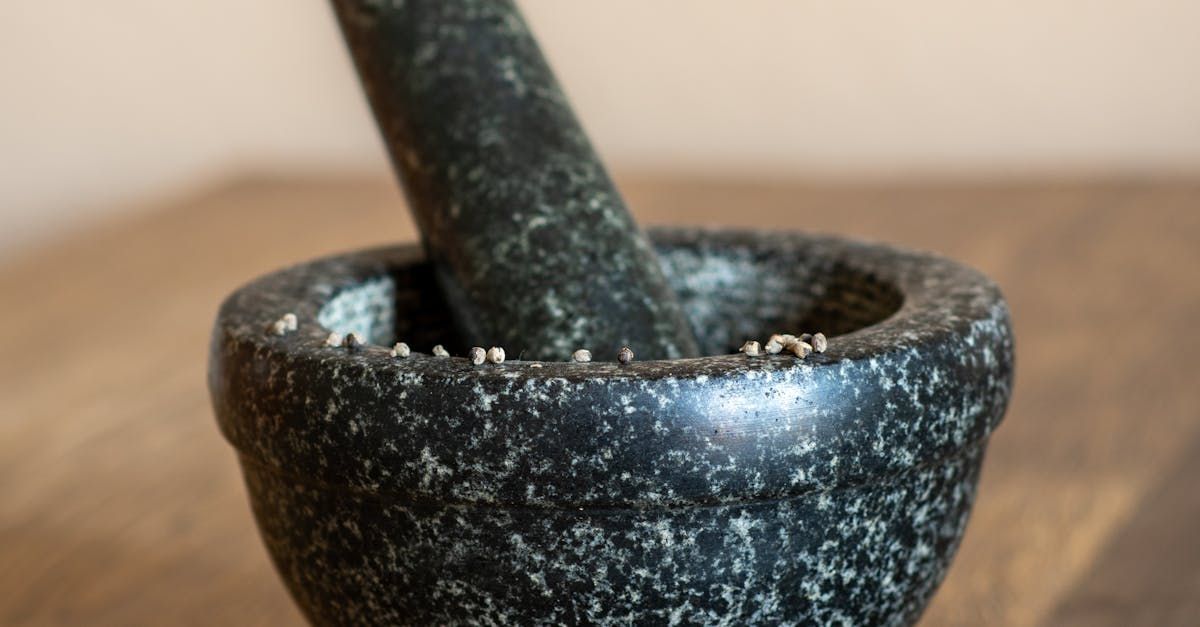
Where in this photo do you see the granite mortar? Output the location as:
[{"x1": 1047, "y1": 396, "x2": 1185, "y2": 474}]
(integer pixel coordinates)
[{"x1": 209, "y1": 228, "x2": 1014, "y2": 625}]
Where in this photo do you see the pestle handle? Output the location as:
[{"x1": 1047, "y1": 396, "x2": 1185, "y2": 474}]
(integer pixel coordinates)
[{"x1": 331, "y1": 0, "x2": 700, "y2": 360}]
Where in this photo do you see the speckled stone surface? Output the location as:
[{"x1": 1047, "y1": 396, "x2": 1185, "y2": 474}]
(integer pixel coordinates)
[
  {"x1": 209, "y1": 229, "x2": 1014, "y2": 625},
  {"x1": 331, "y1": 0, "x2": 699, "y2": 360}
]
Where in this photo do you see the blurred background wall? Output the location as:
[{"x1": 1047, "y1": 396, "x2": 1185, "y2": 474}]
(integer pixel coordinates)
[{"x1": 3, "y1": 0, "x2": 1199, "y2": 258}]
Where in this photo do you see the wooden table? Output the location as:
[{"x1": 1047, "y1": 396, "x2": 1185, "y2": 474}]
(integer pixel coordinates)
[{"x1": 2, "y1": 175, "x2": 1197, "y2": 626}]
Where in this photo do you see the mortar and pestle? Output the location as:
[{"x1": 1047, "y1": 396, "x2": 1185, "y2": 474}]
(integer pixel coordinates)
[{"x1": 209, "y1": 2, "x2": 1014, "y2": 625}]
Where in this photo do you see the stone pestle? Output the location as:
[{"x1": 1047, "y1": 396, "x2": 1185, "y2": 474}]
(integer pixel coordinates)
[{"x1": 330, "y1": 0, "x2": 701, "y2": 361}]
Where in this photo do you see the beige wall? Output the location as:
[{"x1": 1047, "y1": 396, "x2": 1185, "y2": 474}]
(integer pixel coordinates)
[{"x1": 3, "y1": 0, "x2": 1199, "y2": 255}]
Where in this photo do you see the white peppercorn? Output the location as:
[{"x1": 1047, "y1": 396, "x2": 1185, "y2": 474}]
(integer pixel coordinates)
[{"x1": 269, "y1": 313, "x2": 298, "y2": 336}]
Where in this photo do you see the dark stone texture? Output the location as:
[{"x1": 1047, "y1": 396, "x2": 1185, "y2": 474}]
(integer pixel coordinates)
[
  {"x1": 209, "y1": 229, "x2": 1014, "y2": 625},
  {"x1": 331, "y1": 0, "x2": 699, "y2": 360}
]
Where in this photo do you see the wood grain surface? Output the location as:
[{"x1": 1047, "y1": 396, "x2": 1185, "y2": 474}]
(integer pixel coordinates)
[{"x1": 1, "y1": 175, "x2": 1197, "y2": 626}]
